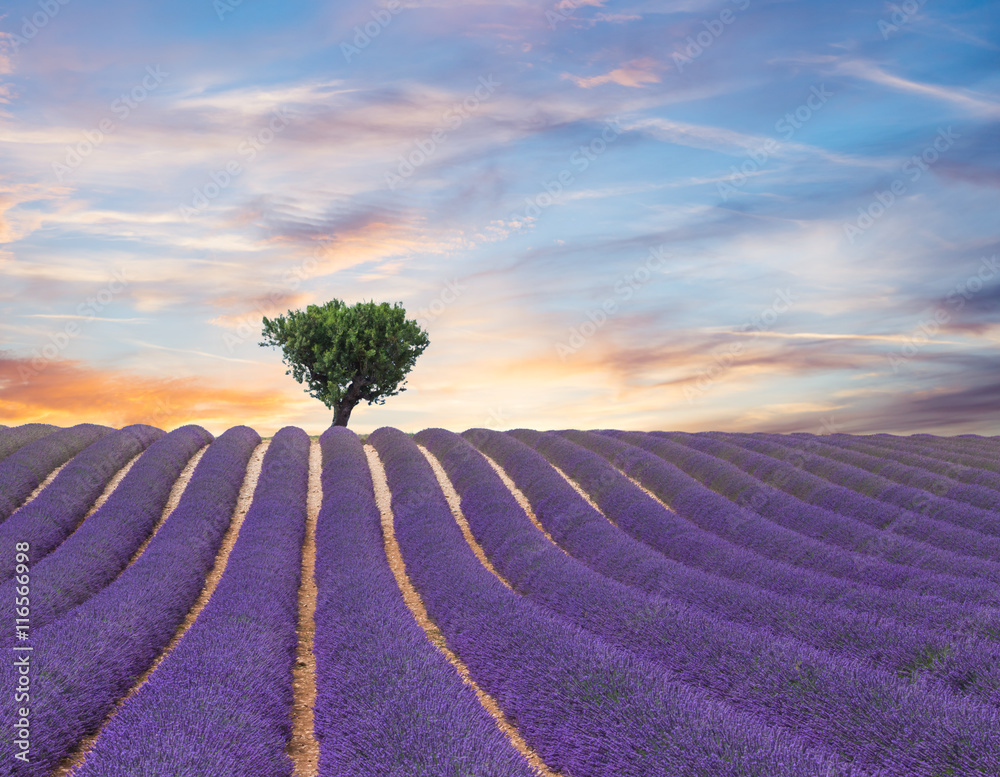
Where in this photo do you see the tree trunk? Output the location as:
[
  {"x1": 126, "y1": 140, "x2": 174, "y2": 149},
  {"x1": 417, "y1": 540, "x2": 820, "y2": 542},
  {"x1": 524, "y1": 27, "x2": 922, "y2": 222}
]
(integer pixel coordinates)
[
  {"x1": 332, "y1": 401, "x2": 355, "y2": 427},
  {"x1": 332, "y1": 377, "x2": 365, "y2": 427}
]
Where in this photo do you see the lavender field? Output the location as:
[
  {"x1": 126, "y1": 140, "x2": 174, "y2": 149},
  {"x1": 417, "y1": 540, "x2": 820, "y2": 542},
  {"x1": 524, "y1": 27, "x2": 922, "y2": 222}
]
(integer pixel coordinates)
[{"x1": 2, "y1": 423, "x2": 999, "y2": 776}]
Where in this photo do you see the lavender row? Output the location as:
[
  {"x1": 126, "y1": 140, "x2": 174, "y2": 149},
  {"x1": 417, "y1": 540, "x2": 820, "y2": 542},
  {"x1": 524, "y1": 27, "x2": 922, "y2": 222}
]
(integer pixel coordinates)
[
  {"x1": 658, "y1": 431, "x2": 1000, "y2": 564},
  {"x1": 901, "y1": 435, "x2": 1000, "y2": 479},
  {"x1": 814, "y1": 433, "x2": 1000, "y2": 510},
  {"x1": 74, "y1": 427, "x2": 309, "y2": 777},
  {"x1": 488, "y1": 427, "x2": 1000, "y2": 699},
  {"x1": 0, "y1": 423, "x2": 58, "y2": 462},
  {"x1": 840, "y1": 433, "x2": 1000, "y2": 474},
  {"x1": 606, "y1": 430, "x2": 1000, "y2": 606},
  {"x1": 0, "y1": 426, "x2": 259, "y2": 775},
  {"x1": 805, "y1": 431, "x2": 1000, "y2": 504},
  {"x1": 0, "y1": 423, "x2": 112, "y2": 522},
  {"x1": 916, "y1": 435, "x2": 1000, "y2": 463},
  {"x1": 372, "y1": 426, "x2": 860, "y2": 777},
  {"x1": 427, "y1": 427, "x2": 1000, "y2": 775},
  {"x1": 517, "y1": 429, "x2": 1000, "y2": 636},
  {"x1": 765, "y1": 431, "x2": 1000, "y2": 521},
  {"x1": 904, "y1": 437, "x2": 1000, "y2": 481},
  {"x1": 0, "y1": 424, "x2": 164, "y2": 574},
  {"x1": 560, "y1": 430, "x2": 1000, "y2": 638},
  {"x1": 702, "y1": 432, "x2": 1000, "y2": 543},
  {"x1": 0, "y1": 425, "x2": 211, "y2": 644},
  {"x1": 865, "y1": 434, "x2": 1000, "y2": 470},
  {"x1": 312, "y1": 426, "x2": 538, "y2": 777}
]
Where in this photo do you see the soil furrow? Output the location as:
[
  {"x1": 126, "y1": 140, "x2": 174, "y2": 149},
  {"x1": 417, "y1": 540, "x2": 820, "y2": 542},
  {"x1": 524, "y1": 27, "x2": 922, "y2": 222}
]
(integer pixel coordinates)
[
  {"x1": 477, "y1": 450, "x2": 562, "y2": 547},
  {"x1": 13, "y1": 461, "x2": 70, "y2": 515},
  {"x1": 79, "y1": 452, "x2": 144, "y2": 523},
  {"x1": 418, "y1": 444, "x2": 512, "y2": 591},
  {"x1": 287, "y1": 439, "x2": 321, "y2": 777},
  {"x1": 124, "y1": 444, "x2": 208, "y2": 568}
]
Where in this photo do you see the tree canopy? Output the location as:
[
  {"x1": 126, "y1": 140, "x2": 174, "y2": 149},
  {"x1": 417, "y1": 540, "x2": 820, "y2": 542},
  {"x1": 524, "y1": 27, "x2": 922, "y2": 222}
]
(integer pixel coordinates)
[{"x1": 260, "y1": 299, "x2": 429, "y2": 426}]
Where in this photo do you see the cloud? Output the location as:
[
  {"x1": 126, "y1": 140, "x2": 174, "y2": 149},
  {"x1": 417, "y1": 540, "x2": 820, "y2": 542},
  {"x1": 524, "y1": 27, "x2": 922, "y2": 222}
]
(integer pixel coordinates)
[
  {"x1": 742, "y1": 381, "x2": 1000, "y2": 436},
  {"x1": 564, "y1": 58, "x2": 663, "y2": 89},
  {"x1": 117, "y1": 339, "x2": 263, "y2": 365},
  {"x1": 208, "y1": 291, "x2": 314, "y2": 330},
  {"x1": 836, "y1": 60, "x2": 1000, "y2": 118},
  {"x1": 0, "y1": 355, "x2": 296, "y2": 431},
  {"x1": 253, "y1": 200, "x2": 473, "y2": 281},
  {"x1": 627, "y1": 115, "x2": 888, "y2": 171},
  {"x1": 706, "y1": 347, "x2": 1000, "y2": 435},
  {"x1": 887, "y1": 379, "x2": 1000, "y2": 428},
  {"x1": 940, "y1": 283, "x2": 1000, "y2": 334},
  {"x1": 714, "y1": 329, "x2": 966, "y2": 346},
  {"x1": 0, "y1": 26, "x2": 16, "y2": 77},
  {"x1": 23, "y1": 314, "x2": 150, "y2": 323},
  {"x1": 0, "y1": 181, "x2": 70, "y2": 243},
  {"x1": 587, "y1": 13, "x2": 642, "y2": 25},
  {"x1": 936, "y1": 162, "x2": 1000, "y2": 189}
]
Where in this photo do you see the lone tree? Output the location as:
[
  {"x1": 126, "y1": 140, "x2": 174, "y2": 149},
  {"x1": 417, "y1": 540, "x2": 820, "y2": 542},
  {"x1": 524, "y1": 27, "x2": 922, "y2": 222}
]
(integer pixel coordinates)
[{"x1": 260, "y1": 299, "x2": 429, "y2": 427}]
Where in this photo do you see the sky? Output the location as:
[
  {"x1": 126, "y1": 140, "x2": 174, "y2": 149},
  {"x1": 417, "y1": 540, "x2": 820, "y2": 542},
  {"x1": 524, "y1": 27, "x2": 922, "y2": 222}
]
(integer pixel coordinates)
[{"x1": 0, "y1": 0, "x2": 998, "y2": 436}]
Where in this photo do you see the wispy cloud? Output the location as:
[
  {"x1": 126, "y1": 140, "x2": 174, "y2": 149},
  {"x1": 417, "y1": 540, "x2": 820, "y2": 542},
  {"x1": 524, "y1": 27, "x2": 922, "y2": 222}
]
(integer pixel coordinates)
[
  {"x1": 120, "y1": 339, "x2": 263, "y2": 365},
  {"x1": 712, "y1": 329, "x2": 968, "y2": 346},
  {"x1": 23, "y1": 314, "x2": 150, "y2": 322},
  {"x1": 836, "y1": 60, "x2": 1000, "y2": 118}
]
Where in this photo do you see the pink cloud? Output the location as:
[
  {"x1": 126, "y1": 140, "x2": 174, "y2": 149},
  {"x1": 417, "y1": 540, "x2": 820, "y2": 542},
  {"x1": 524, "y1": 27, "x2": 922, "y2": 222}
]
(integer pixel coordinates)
[{"x1": 563, "y1": 57, "x2": 662, "y2": 89}]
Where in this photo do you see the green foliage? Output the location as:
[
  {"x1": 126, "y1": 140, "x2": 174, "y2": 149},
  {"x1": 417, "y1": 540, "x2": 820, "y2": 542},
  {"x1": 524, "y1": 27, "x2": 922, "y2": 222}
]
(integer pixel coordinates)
[{"x1": 260, "y1": 299, "x2": 429, "y2": 426}]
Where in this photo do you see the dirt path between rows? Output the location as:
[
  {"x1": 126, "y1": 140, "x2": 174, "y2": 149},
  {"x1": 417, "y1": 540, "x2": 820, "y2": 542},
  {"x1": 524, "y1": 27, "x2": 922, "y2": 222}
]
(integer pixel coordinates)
[
  {"x1": 287, "y1": 439, "x2": 321, "y2": 777},
  {"x1": 14, "y1": 461, "x2": 70, "y2": 514},
  {"x1": 126, "y1": 444, "x2": 209, "y2": 568},
  {"x1": 544, "y1": 455, "x2": 681, "y2": 529},
  {"x1": 616, "y1": 466, "x2": 680, "y2": 513},
  {"x1": 82, "y1": 452, "x2": 144, "y2": 521},
  {"x1": 417, "y1": 444, "x2": 512, "y2": 591},
  {"x1": 477, "y1": 451, "x2": 562, "y2": 548}
]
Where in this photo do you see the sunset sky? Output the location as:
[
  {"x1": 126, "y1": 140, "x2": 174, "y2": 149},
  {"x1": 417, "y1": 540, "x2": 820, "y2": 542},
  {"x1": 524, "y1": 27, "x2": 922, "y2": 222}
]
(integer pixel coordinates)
[{"x1": 1, "y1": 0, "x2": 998, "y2": 436}]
